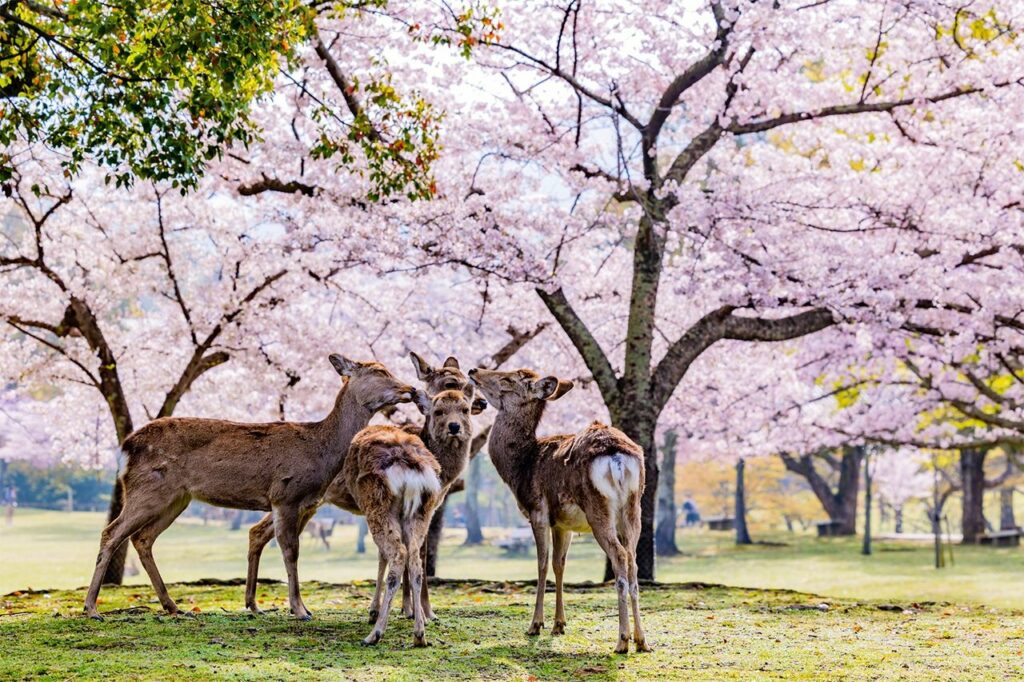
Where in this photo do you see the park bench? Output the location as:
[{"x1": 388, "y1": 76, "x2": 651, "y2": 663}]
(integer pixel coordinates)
[
  {"x1": 979, "y1": 529, "x2": 1021, "y2": 547},
  {"x1": 705, "y1": 516, "x2": 735, "y2": 531},
  {"x1": 494, "y1": 528, "x2": 535, "y2": 555},
  {"x1": 816, "y1": 521, "x2": 846, "y2": 537}
]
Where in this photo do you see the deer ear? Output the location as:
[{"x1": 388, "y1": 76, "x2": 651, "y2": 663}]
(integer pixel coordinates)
[
  {"x1": 442, "y1": 356, "x2": 460, "y2": 370},
  {"x1": 412, "y1": 388, "x2": 432, "y2": 415},
  {"x1": 409, "y1": 351, "x2": 433, "y2": 380},
  {"x1": 329, "y1": 354, "x2": 359, "y2": 377},
  {"x1": 534, "y1": 377, "x2": 574, "y2": 401}
]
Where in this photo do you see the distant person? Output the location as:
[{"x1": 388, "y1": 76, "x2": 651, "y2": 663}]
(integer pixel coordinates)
[
  {"x1": 682, "y1": 499, "x2": 700, "y2": 527},
  {"x1": 3, "y1": 485, "x2": 16, "y2": 526}
]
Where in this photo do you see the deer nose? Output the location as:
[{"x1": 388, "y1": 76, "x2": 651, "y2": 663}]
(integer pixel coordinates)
[
  {"x1": 448, "y1": 422, "x2": 461, "y2": 435},
  {"x1": 468, "y1": 368, "x2": 477, "y2": 376}
]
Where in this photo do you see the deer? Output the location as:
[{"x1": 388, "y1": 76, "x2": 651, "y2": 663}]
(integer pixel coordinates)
[
  {"x1": 83, "y1": 355, "x2": 415, "y2": 621},
  {"x1": 242, "y1": 352, "x2": 485, "y2": 616},
  {"x1": 338, "y1": 386, "x2": 476, "y2": 646},
  {"x1": 468, "y1": 366, "x2": 651, "y2": 654}
]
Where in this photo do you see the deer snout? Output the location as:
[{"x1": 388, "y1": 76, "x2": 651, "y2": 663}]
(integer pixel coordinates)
[
  {"x1": 448, "y1": 422, "x2": 461, "y2": 435},
  {"x1": 471, "y1": 397, "x2": 488, "y2": 414},
  {"x1": 467, "y1": 368, "x2": 478, "y2": 377}
]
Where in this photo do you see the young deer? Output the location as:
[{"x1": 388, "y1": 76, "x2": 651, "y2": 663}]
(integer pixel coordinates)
[
  {"x1": 242, "y1": 352, "x2": 484, "y2": 615},
  {"x1": 340, "y1": 387, "x2": 475, "y2": 646},
  {"x1": 84, "y1": 355, "x2": 415, "y2": 621},
  {"x1": 468, "y1": 367, "x2": 651, "y2": 654}
]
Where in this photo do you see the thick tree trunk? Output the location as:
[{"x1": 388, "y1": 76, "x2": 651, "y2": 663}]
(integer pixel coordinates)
[
  {"x1": 101, "y1": 478, "x2": 127, "y2": 584},
  {"x1": 862, "y1": 453, "x2": 872, "y2": 556},
  {"x1": 1000, "y1": 488, "x2": 1017, "y2": 531},
  {"x1": 894, "y1": 506, "x2": 904, "y2": 534},
  {"x1": 425, "y1": 498, "x2": 446, "y2": 577},
  {"x1": 780, "y1": 446, "x2": 863, "y2": 536},
  {"x1": 735, "y1": 457, "x2": 752, "y2": 545},
  {"x1": 960, "y1": 448, "x2": 987, "y2": 544},
  {"x1": 230, "y1": 509, "x2": 244, "y2": 531},
  {"x1": 655, "y1": 430, "x2": 680, "y2": 556},
  {"x1": 356, "y1": 516, "x2": 368, "y2": 554},
  {"x1": 463, "y1": 454, "x2": 484, "y2": 545}
]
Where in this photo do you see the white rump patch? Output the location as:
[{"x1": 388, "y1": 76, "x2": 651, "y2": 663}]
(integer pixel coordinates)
[
  {"x1": 385, "y1": 466, "x2": 441, "y2": 518},
  {"x1": 589, "y1": 454, "x2": 641, "y2": 511}
]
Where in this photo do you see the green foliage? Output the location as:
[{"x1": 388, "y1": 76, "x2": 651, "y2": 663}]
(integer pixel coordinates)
[
  {"x1": 0, "y1": 0, "x2": 311, "y2": 188},
  {"x1": 2, "y1": 580, "x2": 1023, "y2": 680},
  {"x1": 4, "y1": 461, "x2": 114, "y2": 511}
]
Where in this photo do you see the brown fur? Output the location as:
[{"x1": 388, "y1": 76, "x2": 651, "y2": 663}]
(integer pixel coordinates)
[
  {"x1": 83, "y1": 355, "x2": 415, "y2": 621},
  {"x1": 469, "y1": 367, "x2": 651, "y2": 653},
  {"x1": 242, "y1": 353, "x2": 480, "y2": 617}
]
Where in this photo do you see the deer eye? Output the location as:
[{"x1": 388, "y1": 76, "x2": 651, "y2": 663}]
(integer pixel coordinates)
[{"x1": 461, "y1": 407, "x2": 469, "y2": 414}]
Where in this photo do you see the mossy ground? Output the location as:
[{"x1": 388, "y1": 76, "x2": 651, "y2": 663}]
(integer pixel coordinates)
[{"x1": 3, "y1": 579, "x2": 1023, "y2": 681}]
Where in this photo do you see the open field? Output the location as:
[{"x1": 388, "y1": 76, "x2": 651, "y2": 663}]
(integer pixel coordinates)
[
  {"x1": 3, "y1": 579, "x2": 1023, "y2": 680},
  {"x1": 2, "y1": 509, "x2": 1023, "y2": 609}
]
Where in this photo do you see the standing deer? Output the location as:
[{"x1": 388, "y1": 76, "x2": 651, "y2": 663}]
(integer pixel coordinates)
[
  {"x1": 83, "y1": 355, "x2": 415, "y2": 621},
  {"x1": 242, "y1": 352, "x2": 484, "y2": 615},
  {"x1": 339, "y1": 386, "x2": 475, "y2": 646},
  {"x1": 468, "y1": 366, "x2": 651, "y2": 654}
]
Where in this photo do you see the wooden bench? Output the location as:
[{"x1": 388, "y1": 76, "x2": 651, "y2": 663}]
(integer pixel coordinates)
[
  {"x1": 705, "y1": 516, "x2": 734, "y2": 531},
  {"x1": 979, "y1": 529, "x2": 1021, "y2": 547}
]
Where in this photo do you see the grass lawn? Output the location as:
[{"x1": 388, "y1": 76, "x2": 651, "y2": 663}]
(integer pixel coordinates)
[
  {"x1": 3, "y1": 579, "x2": 1023, "y2": 680},
  {"x1": 2, "y1": 509, "x2": 1023, "y2": 609}
]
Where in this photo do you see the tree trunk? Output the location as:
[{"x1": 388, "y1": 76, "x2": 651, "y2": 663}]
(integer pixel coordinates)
[
  {"x1": 356, "y1": 516, "x2": 368, "y2": 554},
  {"x1": 655, "y1": 430, "x2": 680, "y2": 556},
  {"x1": 780, "y1": 446, "x2": 863, "y2": 536},
  {"x1": 735, "y1": 457, "x2": 752, "y2": 545},
  {"x1": 861, "y1": 452, "x2": 872, "y2": 556},
  {"x1": 1000, "y1": 488, "x2": 1017, "y2": 531},
  {"x1": 960, "y1": 447, "x2": 987, "y2": 544},
  {"x1": 230, "y1": 509, "x2": 244, "y2": 531},
  {"x1": 463, "y1": 454, "x2": 484, "y2": 545},
  {"x1": 894, "y1": 506, "x2": 904, "y2": 534},
  {"x1": 425, "y1": 498, "x2": 446, "y2": 577}
]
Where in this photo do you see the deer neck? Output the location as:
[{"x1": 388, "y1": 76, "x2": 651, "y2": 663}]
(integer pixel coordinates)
[
  {"x1": 320, "y1": 379, "x2": 373, "y2": 457},
  {"x1": 488, "y1": 403, "x2": 545, "y2": 503},
  {"x1": 424, "y1": 425, "x2": 472, "y2": 487}
]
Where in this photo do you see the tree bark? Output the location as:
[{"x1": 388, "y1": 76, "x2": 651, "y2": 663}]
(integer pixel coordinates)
[
  {"x1": 1000, "y1": 488, "x2": 1017, "y2": 531},
  {"x1": 356, "y1": 516, "x2": 368, "y2": 554},
  {"x1": 655, "y1": 430, "x2": 680, "y2": 556},
  {"x1": 463, "y1": 454, "x2": 484, "y2": 545},
  {"x1": 894, "y1": 506, "x2": 904, "y2": 534},
  {"x1": 862, "y1": 452, "x2": 872, "y2": 556},
  {"x1": 780, "y1": 446, "x2": 863, "y2": 535},
  {"x1": 735, "y1": 457, "x2": 752, "y2": 545},
  {"x1": 960, "y1": 447, "x2": 987, "y2": 544}
]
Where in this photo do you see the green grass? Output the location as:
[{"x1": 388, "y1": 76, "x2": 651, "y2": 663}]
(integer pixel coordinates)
[
  {"x1": 2, "y1": 509, "x2": 1023, "y2": 609},
  {"x1": 3, "y1": 579, "x2": 1023, "y2": 680}
]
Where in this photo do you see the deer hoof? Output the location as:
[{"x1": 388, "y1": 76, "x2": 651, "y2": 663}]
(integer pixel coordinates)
[
  {"x1": 87, "y1": 612, "x2": 104, "y2": 622},
  {"x1": 526, "y1": 622, "x2": 543, "y2": 636},
  {"x1": 635, "y1": 639, "x2": 653, "y2": 653},
  {"x1": 362, "y1": 632, "x2": 381, "y2": 646},
  {"x1": 551, "y1": 622, "x2": 566, "y2": 635},
  {"x1": 247, "y1": 606, "x2": 265, "y2": 616},
  {"x1": 413, "y1": 634, "x2": 429, "y2": 648},
  {"x1": 614, "y1": 636, "x2": 630, "y2": 654},
  {"x1": 296, "y1": 612, "x2": 312, "y2": 622}
]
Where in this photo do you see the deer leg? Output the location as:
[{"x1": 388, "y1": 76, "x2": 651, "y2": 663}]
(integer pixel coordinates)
[
  {"x1": 245, "y1": 513, "x2": 275, "y2": 614},
  {"x1": 84, "y1": 496, "x2": 162, "y2": 620},
  {"x1": 405, "y1": 514, "x2": 432, "y2": 647},
  {"x1": 420, "y1": 542, "x2": 435, "y2": 621},
  {"x1": 591, "y1": 517, "x2": 632, "y2": 654},
  {"x1": 401, "y1": 563, "x2": 414, "y2": 618},
  {"x1": 527, "y1": 514, "x2": 550, "y2": 636},
  {"x1": 364, "y1": 512, "x2": 406, "y2": 646},
  {"x1": 272, "y1": 505, "x2": 311, "y2": 620},
  {"x1": 368, "y1": 547, "x2": 387, "y2": 624},
  {"x1": 131, "y1": 495, "x2": 189, "y2": 615},
  {"x1": 622, "y1": 496, "x2": 651, "y2": 652},
  {"x1": 550, "y1": 528, "x2": 572, "y2": 635}
]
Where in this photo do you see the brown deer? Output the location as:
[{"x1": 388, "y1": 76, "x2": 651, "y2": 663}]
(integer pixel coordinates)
[
  {"x1": 340, "y1": 386, "x2": 475, "y2": 646},
  {"x1": 242, "y1": 352, "x2": 484, "y2": 615},
  {"x1": 83, "y1": 355, "x2": 415, "y2": 621},
  {"x1": 468, "y1": 366, "x2": 651, "y2": 654}
]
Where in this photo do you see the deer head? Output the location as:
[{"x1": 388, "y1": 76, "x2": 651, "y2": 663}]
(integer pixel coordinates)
[
  {"x1": 409, "y1": 352, "x2": 488, "y2": 414},
  {"x1": 467, "y1": 367, "x2": 574, "y2": 412},
  {"x1": 413, "y1": 385, "x2": 476, "y2": 443},
  {"x1": 329, "y1": 354, "x2": 416, "y2": 412}
]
